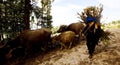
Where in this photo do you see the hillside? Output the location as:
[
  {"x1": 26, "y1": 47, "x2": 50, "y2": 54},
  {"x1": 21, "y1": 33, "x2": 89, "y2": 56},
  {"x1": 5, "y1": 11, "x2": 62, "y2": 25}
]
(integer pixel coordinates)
[{"x1": 11, "y1": 28, "x2": 120, "y2": 65}]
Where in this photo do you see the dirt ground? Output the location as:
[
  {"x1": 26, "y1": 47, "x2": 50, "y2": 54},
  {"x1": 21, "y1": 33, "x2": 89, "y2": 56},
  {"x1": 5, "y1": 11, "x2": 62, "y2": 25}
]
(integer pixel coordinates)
[{"x1": 12, "y1": 28, "x2": 120, "y2": 65}]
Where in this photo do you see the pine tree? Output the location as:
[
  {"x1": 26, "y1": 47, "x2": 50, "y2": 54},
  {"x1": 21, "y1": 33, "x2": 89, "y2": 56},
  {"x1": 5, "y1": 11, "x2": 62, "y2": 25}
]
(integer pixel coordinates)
[{"x1": 40, "y1": 0, "x2": 54, "y2": 28}]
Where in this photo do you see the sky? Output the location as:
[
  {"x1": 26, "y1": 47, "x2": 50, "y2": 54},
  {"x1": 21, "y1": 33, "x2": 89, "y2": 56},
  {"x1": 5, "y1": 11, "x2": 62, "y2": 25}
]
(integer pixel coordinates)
[{"x1": 51, "y1": 0, "x2": 120, "y2": 26}]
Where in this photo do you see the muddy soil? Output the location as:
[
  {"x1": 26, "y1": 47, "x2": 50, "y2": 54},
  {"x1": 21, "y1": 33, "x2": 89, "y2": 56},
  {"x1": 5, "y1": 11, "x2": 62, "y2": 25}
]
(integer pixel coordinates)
[{"x1": 11, "y1": 28, "x2": 120, "y2": 65}]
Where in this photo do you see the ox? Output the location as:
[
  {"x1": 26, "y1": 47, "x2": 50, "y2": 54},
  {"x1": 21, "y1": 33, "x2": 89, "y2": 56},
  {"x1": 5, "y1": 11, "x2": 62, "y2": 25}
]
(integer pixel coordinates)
[
  {"x1": 0, "y1": 28, "x2": 52, "y2": 65},
  {"x1": 52, "y1": 31, "x2": 75, "y2": 49},
  {"x1": 19, "y1": 28, "x2": 52, "y2": 53},
  {"x1": 57, "y1": 22, "x2": 85, "y2": 43},
  {"x1": 4, "y1": 28, "x2": 52, "y2": 58}
]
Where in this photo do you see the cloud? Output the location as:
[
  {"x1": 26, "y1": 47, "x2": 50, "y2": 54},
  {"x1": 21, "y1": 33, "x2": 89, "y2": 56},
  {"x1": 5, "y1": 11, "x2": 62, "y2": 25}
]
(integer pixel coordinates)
[
  {"x1": 98, "y1": 0, "x2": 120, "y2": 23},
  {"x1": 51, "y1": 0, "x2": 120, "y2": 26},
  {"x1": 53, "y1": 0, "x2": 65, "y2": 4},
  {"x1": 51, "y1": 0, "x2": 84, "y2": 26},
  {"x1": 99, "y1": 0, "x2": 120, "y2": 8},
  {"x1": 51, "y1": 3, "x2": 84, "y2": 26}
]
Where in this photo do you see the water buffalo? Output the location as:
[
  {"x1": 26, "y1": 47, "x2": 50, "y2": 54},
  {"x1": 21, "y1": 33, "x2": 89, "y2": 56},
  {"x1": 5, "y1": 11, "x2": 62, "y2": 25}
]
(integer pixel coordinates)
[
  {"x1": 57, "y1": 22, "x2": 85, "y2": 42},
  {"x1": 52, "y1": 31, "x2": 75, "y2": 49}
]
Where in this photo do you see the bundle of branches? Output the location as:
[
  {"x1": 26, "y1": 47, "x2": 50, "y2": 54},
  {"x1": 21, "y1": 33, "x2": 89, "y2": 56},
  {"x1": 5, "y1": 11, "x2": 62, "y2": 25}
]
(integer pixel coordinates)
[
  {"x1": 100, "y1": 29, "x2": 111, "y2": 46},
  {"x1": 78, "y1": 5, "x2": 111, "y2": 46},
  {"x1": 78, "y1": 5, "x2": 103, "y2": 24}
]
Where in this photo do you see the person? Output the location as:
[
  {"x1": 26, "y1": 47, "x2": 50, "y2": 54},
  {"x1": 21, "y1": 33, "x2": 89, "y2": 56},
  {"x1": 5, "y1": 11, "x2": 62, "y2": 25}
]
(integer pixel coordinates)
[
  {"x1": 82, "y1": 16, "x2": 97, "y2": 35},
  {"x1": 82, "y1": 16, "x2": 101, "y2": 58}
]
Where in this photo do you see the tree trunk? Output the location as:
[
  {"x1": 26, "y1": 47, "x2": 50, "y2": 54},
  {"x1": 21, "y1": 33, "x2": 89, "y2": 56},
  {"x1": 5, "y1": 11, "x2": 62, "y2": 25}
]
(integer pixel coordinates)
[{"x1": 24, "y1": 0, "x2": 31, "y2": 30}]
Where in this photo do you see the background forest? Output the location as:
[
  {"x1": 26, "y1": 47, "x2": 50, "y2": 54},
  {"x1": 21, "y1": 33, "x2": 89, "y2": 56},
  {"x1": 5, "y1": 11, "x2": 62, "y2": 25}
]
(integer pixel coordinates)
[{"x1": 0, "y1": 0, "x2": 54, "y2": 41}]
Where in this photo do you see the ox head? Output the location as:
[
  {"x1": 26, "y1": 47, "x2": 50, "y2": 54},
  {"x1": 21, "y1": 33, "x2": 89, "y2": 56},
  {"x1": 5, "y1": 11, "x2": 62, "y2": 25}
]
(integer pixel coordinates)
[{"x1": 57, "y1": 25, "x2": 68, "y2": 33}]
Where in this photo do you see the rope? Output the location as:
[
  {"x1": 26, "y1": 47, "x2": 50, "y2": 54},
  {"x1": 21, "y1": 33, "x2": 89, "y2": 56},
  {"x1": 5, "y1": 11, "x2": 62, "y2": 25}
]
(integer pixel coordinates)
[{"x1": 84, "y1": 22, "x2": 95, "y2": 35}]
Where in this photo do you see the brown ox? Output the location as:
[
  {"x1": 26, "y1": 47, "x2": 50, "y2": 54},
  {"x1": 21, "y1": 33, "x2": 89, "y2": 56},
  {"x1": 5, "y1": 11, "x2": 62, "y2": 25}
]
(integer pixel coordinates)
[
  {"x1": 6, "y1": 28, "x2": 52, "y2": 56},
  {"x1": 52, "y1": 31, "x2": 75, "y2": 49},
  {"x1": 0, "y1": 28, "x2": 52, "y2": 65},
  {"x1": 20, "y1": 28, "x2": 52, "y2": 52},
  {"x1": 58, "y1": 22, "x2": 84, "y2": 34},
  {"x1": 57, "y1": 22, "x2": 85, "y2": 42}
]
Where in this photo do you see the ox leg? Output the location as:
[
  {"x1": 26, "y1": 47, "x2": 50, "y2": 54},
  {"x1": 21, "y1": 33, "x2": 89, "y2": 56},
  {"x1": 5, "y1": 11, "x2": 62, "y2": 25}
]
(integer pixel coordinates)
[
  {"x1": 74, "y1": 35, "x2": 80, "y2": 45},
  {"x1": 60, "y1": 43, "x2": 66, "y2": 50},
  {"x1": 69, "y1": 42, "x2": 72, "y2": 49},
  {"x1": 77, "y1": 35, "x2": 80, "y2": 43}
]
